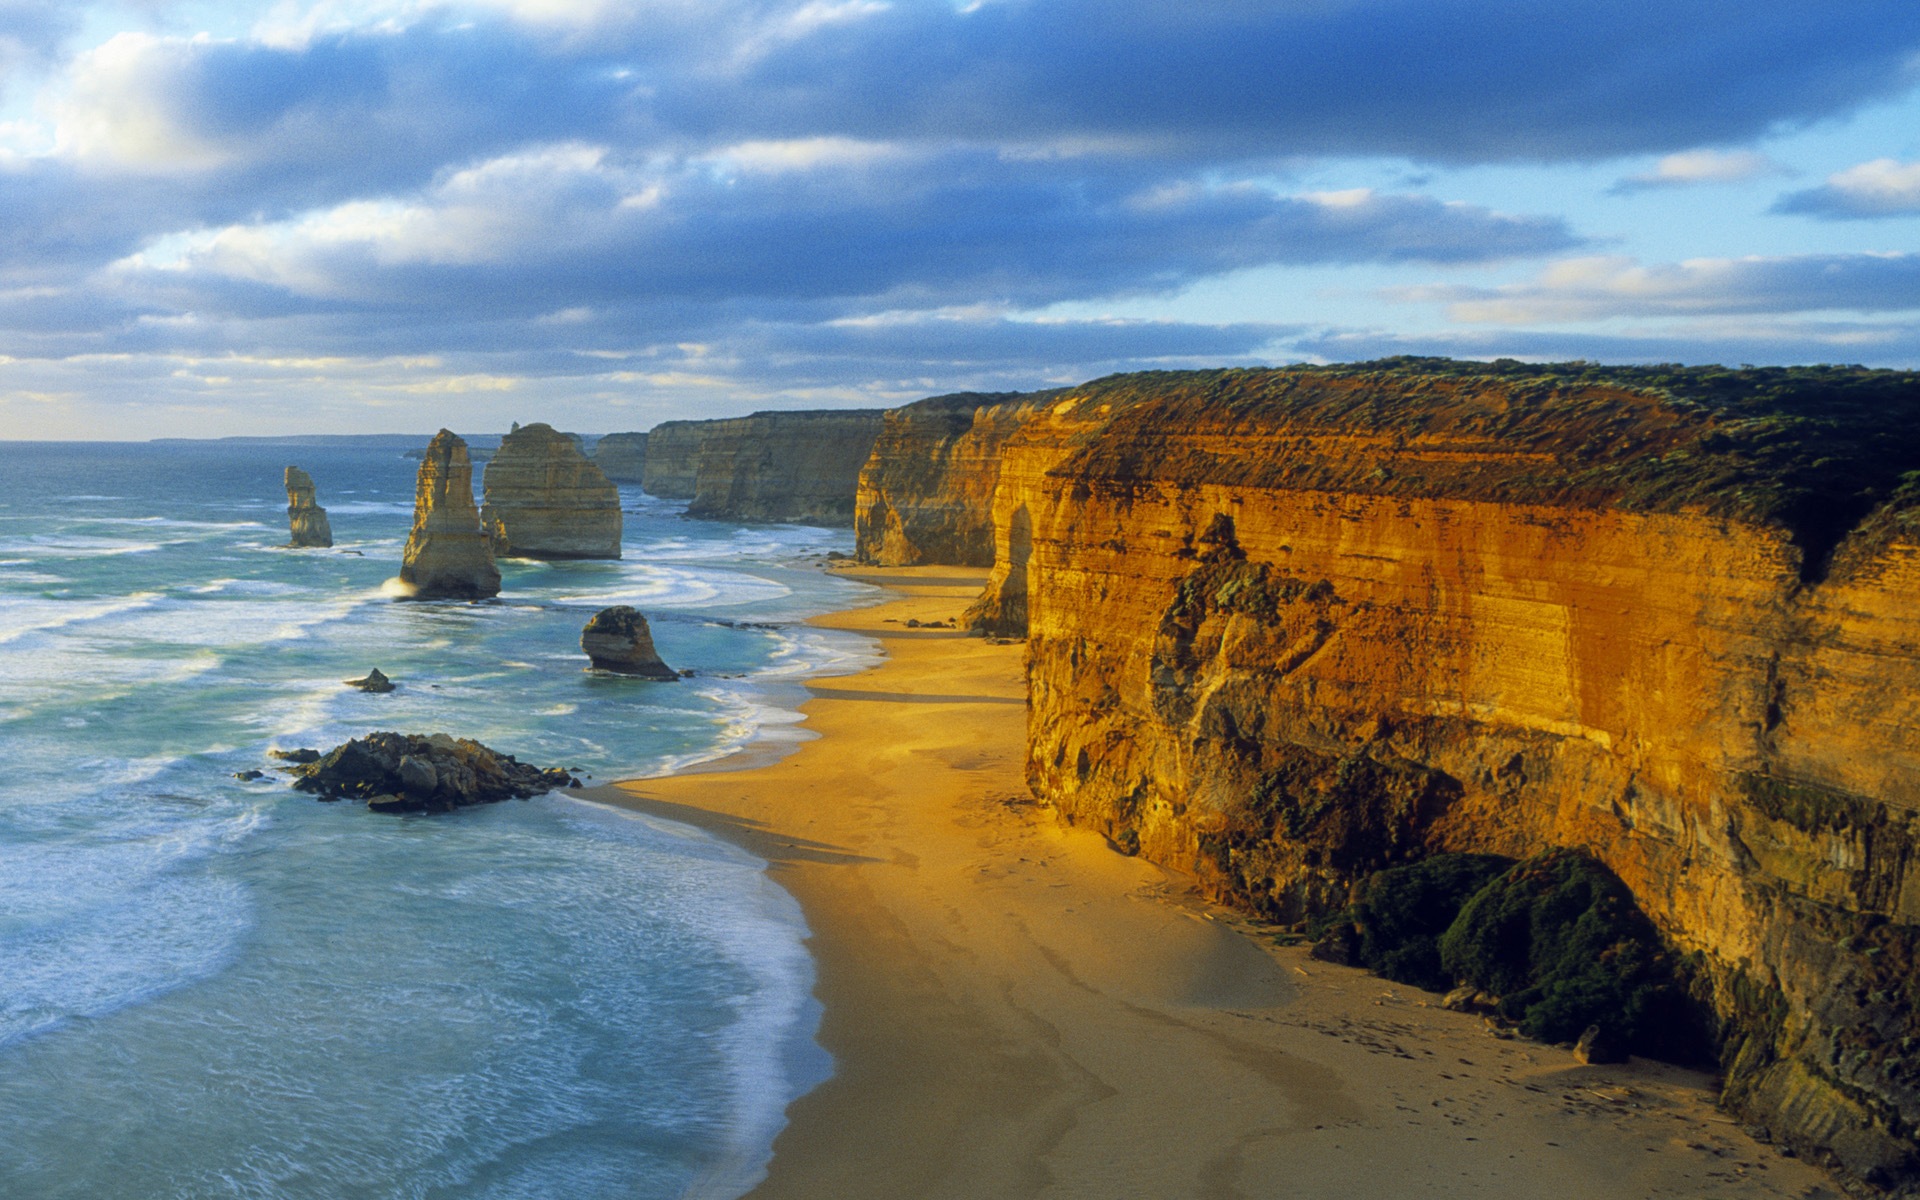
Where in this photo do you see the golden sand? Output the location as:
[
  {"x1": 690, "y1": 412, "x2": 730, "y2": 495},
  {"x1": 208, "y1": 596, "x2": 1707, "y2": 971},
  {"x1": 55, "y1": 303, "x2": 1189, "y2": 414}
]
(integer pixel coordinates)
[{"x1": 590, "y1": 566, "x2": 1836, "y2": 1200}]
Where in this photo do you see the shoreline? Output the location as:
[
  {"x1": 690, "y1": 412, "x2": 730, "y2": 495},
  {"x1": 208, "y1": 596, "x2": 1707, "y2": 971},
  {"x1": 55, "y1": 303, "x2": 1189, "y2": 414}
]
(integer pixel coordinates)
[{"x1": 591, "y1": 565, "x2": 1838, "y2": 1200}]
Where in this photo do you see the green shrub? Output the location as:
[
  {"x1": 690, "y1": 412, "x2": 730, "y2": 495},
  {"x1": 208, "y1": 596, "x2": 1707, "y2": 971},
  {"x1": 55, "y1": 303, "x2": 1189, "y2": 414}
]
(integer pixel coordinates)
[
  {"x1": 1345, "y1": 853, "x2": 1515, "y2": 991},
  {"x1": 1437, "y1": 848, "x2": 1703, "y2": 1060}
]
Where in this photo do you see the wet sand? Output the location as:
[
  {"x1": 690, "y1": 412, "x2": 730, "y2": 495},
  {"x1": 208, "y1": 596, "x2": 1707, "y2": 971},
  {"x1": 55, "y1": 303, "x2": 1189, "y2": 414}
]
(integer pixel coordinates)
[{"x1": 591, "y1": 565, "x2": 1836, "y2": 1199}]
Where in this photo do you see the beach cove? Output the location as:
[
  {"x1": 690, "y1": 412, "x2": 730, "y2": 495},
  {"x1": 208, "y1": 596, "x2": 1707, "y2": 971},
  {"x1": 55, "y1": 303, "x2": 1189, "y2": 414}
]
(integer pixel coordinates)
[{"x1": 600, "y1": 566, "x2": 1841, "y2": 1200}]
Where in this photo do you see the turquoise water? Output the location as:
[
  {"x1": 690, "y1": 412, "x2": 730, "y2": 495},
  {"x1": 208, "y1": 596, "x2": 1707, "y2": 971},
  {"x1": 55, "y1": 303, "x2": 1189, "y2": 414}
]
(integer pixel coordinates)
[{"x1": 0, "y1": 439, "x2": 877, "y2": 1199}]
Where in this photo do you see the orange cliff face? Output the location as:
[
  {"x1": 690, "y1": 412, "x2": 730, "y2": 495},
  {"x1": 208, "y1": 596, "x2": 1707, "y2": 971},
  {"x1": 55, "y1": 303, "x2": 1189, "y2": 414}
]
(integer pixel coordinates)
[
  {"x1": 858, "y1": 363, "x2": 1920, "y2": 1187},
  {"x1": 853, "y1": 391, "x2": 1065, "y2": 566}
]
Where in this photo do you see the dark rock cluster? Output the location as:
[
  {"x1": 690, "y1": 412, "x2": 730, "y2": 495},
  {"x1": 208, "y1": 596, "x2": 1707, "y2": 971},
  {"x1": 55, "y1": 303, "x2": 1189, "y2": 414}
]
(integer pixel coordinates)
[{"x1": 288, "y1": 731, "x2": 577, "y2": 813}]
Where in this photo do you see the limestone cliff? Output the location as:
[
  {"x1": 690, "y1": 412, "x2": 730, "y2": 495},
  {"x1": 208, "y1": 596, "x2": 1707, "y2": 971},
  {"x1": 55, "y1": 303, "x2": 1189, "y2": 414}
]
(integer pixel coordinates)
[
  {"x1": 480, "y1": 422, "x2": 622, "y2": 559},
  {"x1": 853, "y1": 391, "x2": 1063, "y2": 565},
  {"x1": 398, "y1": 430, "x2": 501, "y2": 600},
  {"x1": 642, "y1": 421, "x2": 706, "y2": 498},
  {"x1": 592, "y1": 432, "x2": 648, "y2": 483},
  {"x1": 283, "y1": 466, "x2": 332, "y2": 548},
  {"x1": 683, "y1": 410, "x2": 886, "y2": 526},
  {"x1": 885, "y1": 362, "x2": 1920, "y2": 1187}
]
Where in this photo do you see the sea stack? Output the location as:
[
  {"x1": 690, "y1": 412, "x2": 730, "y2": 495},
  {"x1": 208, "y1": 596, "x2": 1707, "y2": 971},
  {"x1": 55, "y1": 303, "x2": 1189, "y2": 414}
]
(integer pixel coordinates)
[
  {"x1": 481, "y1": 422, "x2": 622, "y2": 559},
  {"x1": 398, "y1": 430, "x2": 501, "y2": 600},
  {"x1": 580, "y1": 606, "x2": 676, "y2": 678},
  {"x1": 284, "y1": 466, "x2": 333, "y2": 548}
]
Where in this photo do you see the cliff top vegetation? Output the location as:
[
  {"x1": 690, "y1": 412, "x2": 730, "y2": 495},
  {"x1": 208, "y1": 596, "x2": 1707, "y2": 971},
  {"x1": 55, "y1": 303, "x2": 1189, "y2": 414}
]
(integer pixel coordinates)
[{"x1": 1047, "y1": 359, "x2": 1920, "y2": 582}]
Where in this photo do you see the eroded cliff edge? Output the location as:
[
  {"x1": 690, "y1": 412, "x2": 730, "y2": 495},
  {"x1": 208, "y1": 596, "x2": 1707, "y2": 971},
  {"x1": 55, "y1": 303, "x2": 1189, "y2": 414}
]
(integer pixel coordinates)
[
  {"x1": 867, "y1": 361, "x2": 1920, "y2": 1188},
  {"x1": 647, "y1": 410, "x2": 885, "y2": 524}
]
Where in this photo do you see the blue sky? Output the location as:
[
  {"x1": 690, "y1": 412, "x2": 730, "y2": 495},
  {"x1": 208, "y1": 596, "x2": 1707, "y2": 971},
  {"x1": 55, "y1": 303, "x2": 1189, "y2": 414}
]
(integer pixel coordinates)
[{"x1": 2, "y1": 0, "x2": 1918, "y2": 437}]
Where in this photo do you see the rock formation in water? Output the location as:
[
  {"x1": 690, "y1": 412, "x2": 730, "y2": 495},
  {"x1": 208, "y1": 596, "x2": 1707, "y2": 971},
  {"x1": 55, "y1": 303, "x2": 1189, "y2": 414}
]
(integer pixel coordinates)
[
  {"x1": 343, "y1": 668, "x2": 395, "y2": 693},
  {"x1": 592, "y1": 431, "x2": 649, "y2": 483},
  {"x1": 284, "y1": 466, "x2": 333, "y2": 548},
  {"x1": 398, "y1": 430, "x2": 501, "y2": 600},
  {"x1": 856, "y1": 360, "x2": 1920, "y2": 1190},
  {"x1": 580, "y1": 606, "x2": 677, "y2": 678},
  {"x1": 290, "y1": 731, "x2": 577, "y2": 812},
  {"x1": 480, "y1": 422, "x2": 622, "y2": 559},
  {"x1": 681, "y1": 410, "x2": 885, "y2": 525},
  {"x1": 642, "y1": 420, "x2": 707, "y2": 498}
]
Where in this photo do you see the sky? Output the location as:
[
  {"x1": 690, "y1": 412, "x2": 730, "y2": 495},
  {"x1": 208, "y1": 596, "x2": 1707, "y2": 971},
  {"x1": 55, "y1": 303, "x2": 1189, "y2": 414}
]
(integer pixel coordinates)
[{"x1": 1, "y1": 1, "x2": 1919, "y2": 438}]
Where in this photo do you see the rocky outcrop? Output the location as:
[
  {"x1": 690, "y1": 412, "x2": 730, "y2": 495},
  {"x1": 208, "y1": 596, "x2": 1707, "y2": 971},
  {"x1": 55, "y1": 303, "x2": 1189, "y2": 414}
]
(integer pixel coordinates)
[
  {"x1": 480, "y1": 422, "x2": 622, "y2": 559},
  {"x1": 592, "y1": 432, "x2": 649, "y2": 483},
  {"x1": 284, "y1": 466, "x2": 333, "y2": 548},
  {"x1": 853, "y1": 391, "x2": 1063, "y2": 565},
  {"x1": 398, "y1": 430, "x2": 501, "y2": 600},
  {"x1": 344, "y1": 668, "x2": 394, "y2": 693},
  {"x1": 290, "y1": 731, "x2": 577, "y2": 812},
  {"x1": 684, "y1": 410, "x2": 886, "y2": 525},
  {"x1": 580, "y1": 606, "x2": 677, "y2": 678},
  {"x1": 642, "y1": 421, "x2": 707, "y2": 498},
  {"x1": 876, "y1": 362, "x2": 1920, "y2": 1188}
]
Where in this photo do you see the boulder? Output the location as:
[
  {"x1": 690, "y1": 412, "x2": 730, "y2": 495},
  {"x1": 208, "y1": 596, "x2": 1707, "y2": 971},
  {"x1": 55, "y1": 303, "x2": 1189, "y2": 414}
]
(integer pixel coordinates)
[
  {"x1": 398, "y1": 430, "x2": 501, "y2": 600},
  {"x1": 481, "y1": 422, "x2": 622, "y2": 559},
  {"x1": 284, "y1": 466, "x2": 333, "y2": 548},
  {"x1": 1574, "y1": 1024, "x2": 1627, "y2": 1065},
  {"x1": 289, "y1": 731, "x2": 577, "y2": 813},
  {"x1": 581, "y1": 606, "x2": 677, "y2": 678},
  {"x1": 268, "y1": 747, "x2": 321, "y2": 764},
  {"x1": 1308, "y1": 921, "x2": 1362, "y2": 966},
  {"x1": 344, "y1": 668, "x2": 395, "y2": 693}
]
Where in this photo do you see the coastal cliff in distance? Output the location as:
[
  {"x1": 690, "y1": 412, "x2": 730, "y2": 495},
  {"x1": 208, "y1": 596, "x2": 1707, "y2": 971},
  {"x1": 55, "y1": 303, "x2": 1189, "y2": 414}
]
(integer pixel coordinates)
[
  {"x1": 481, "y1": 422, "x2": 622, "y2": 559},
  {"x1": 592, "y1": 432, "x2": 648, "y2": 484},
  {"x1": 641, "y1": 421, "x2": 705, "y2": 498},
  {"x1": 684, "y1": 410, "x2": 884, "y2": 525},
  {"x1": 399, "y1": 430, "x2": 501, "y2": 599},
  {"x1": 858, "y1": 361, "x2": 1920, "y2": 1189},
  {"x1": 853, "y1": 391, "x2": 1064, "y2": 565},
  {"x1": 283, "y1": 466, "x2": 332, "y2": 548}
]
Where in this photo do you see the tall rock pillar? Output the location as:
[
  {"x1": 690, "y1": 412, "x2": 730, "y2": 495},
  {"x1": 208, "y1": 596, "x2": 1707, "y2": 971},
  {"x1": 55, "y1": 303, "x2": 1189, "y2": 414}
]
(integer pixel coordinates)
[
  {"x1": 398, "y1": 430, "x2": 501, "y2": 599},
  {"x1": 284, "y1": 466, "x2": 333, "y2": 548},
  {"x1": 481, "y1": 422, "x2": 622, "y2": 558}
]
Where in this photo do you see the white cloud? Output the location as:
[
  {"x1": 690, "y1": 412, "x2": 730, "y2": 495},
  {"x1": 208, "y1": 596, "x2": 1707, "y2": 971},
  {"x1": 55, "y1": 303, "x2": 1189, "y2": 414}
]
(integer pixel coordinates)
[
  {"x1": 1391, "y1": 253, "x2": 1920, "y2": 324},
  {"x1": 1610, "y1": 148, "x2": 1780, "y2": 192},
  {"x1": 1775, "y1": 157, "x2": 1920, "y2": 219},
  {"x1": 52, "y1": 33, "x2": 230, "y2": 170}
]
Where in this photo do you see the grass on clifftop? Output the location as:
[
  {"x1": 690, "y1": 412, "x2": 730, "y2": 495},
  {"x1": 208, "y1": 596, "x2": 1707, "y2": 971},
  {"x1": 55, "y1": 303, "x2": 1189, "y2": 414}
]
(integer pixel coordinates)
[{"x1": 1052, "y1": 358, "x2": 1920, "y2": 581}]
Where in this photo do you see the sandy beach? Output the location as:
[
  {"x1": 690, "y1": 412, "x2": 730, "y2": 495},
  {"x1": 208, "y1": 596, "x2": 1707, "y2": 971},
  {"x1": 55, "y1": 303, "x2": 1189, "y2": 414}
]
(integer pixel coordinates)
[{"x1": 592, "y1": 566, "x2": 1839, "y2": 1200}]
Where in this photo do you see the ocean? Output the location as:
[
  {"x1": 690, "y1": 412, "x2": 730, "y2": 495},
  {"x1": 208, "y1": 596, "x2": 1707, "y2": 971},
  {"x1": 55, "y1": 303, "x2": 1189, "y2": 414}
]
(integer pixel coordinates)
[{"x1": 0, "y1": 438, "x2": 877, "y2": 1199}]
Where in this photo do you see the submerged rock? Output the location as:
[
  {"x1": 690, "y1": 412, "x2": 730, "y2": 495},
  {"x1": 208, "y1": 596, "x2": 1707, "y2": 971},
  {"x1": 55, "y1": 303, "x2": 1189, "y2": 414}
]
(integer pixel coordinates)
[
  {"x1": 344, "y1": 668, "x2": 395, "y2": 693},
  {"x1": 398, "y1": 430, "x2": 501, "y2": 600},
  {"x1": 290, "y1": 731, "x2": 576, "y2": 812},
  {"x1": 481, "y1": 422, "x2": 622, "y2": 559},
  {"x1": 284, "y1": 466, "x2": 333, "y2": 548},
  {"x1": 581, "y1": 606, "x2": 677, "y2": 678}
]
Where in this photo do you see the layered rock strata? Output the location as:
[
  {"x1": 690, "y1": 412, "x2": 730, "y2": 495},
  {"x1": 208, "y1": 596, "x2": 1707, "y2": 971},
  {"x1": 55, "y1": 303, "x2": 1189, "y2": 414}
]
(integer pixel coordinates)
[
  {"x1": 641, "y1": 421, "x2": 706, "y2": 498},
  {"x1": 684, "y1": 410, "x2": 885, "y2": 525},
  {"x1": 871, "y1": 362, "x2": 1920, "y2": 1187},
  {"x1": 480, "y1": 422, "x2": 622, "y2": 559},
  {"x1": 284, "y1": 466, "x2": 333, "y2": 548},
  {"x1": 398, "y1": 430, "x2": 501, "y2": 600},
  {"x1": 580, "y1": 606, "x2": 676, "y2": 678},
  {"x1": 592, "y1": 432, "x2": 649, "y2": 483},
  {"x1": 853, "y1": 391, "x2": 1062, "y2": 565}
]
